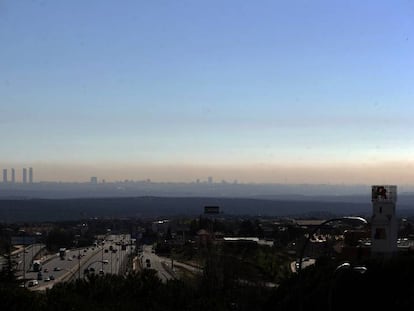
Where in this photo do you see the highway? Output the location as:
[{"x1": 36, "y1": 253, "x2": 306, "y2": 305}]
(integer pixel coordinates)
[
  {"x1": 26, "y1": 234, "x2": 132, "y2": 290},
  {"x1": 22, "y1": 239, "x2": 197, "y2": 289},
  {"x1": 26, "y1": 246, "x2": 99, "y2": 289}
]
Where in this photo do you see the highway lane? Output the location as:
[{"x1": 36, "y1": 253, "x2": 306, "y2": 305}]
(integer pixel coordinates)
[
  {"x1": 162, "y1": 259, "x2": 202, "y2": 275},
  {"x1": 141, "y1": 245, "x2": 174, "y2": 282},
  {"x1": 13, "y1": 244, "x2": 45, "y2": 276},
  {"x1": 80, "y1": 235, "x2": 133, "y2": 278},
  {"x1": 143, "y1": 248, "x2": 202, "y2": 279}
]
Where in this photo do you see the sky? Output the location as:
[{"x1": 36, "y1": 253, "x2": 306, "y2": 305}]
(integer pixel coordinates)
[{"x1": 1, "y1": 0, "x2": 414, "y2": 183}]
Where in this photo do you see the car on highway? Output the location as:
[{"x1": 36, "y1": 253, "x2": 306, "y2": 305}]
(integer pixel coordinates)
[
  {"x1": 28, "y1": 280, "x2": 38, "y2": 287},
  {"x1": 44, "y1": 277, "x2": 50, "y2": 282},
  {"x1": 49, "y1": 275, "x2": 55, "y2": 280},
  {"x1": 43, "y1": 268, "x2": 48, "y2": 273},
  {"x1": 67, "y1": 257, "x2": 73, "y2": 261},
  {"x1": 99, "y1": 269, "x2": 104, "y2": 275},
  {"x1": 37, "y1": 272, "x2": 43, "y2": 280},
  {"x1": 54, "y1": 267, "x2": 61, "y2": 271}
]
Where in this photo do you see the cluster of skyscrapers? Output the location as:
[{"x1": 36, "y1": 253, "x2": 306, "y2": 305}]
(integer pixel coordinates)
[{"x1": 2, "y1": 167, "x2": 33, "y2": 184}]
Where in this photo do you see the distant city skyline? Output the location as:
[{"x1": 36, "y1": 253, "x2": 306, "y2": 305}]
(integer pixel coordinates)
[
  {"x1": 1, "y1": 1, "x2": 413, "y2": 183},
  {"x1": 0, "y1": 162, "x2": 413, "y2": 185},
  {"x1": 1, "y1": 167, "x2": 33, "y2": 183}
]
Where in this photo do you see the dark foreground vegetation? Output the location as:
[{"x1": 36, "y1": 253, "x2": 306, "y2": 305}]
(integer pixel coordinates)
[
  {"x1": 271, "y1": 255, "x2": 414, "y2": 311},
  {"x1": 2, "y1": 255, "x2": 414, "y2": 311},
  {"x1": 0, "y1": 269, "x2": 272, "y2": 311}
]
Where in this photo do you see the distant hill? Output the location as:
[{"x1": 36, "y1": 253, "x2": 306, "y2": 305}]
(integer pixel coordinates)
[
  {"x1": 0, "y1": 196, "x2": 413, "y2": 222},
  {"x1": 3, "y1": 182, "x2": 414, "y2": 200}
]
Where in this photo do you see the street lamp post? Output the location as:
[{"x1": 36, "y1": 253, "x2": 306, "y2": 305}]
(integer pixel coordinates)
[
  {"x1": 117, "y1": 245, "x2": 120, "y2": 274},
  {"x1": 78, "y1": 248, "x2": 81, "y2": 280},
  {"x1": 110, "y1": 249, "x2": 113, "y2": 274},
  {"x1": 74, "y1": 235, "x2": 81, "y2": 280},
  {"x1": 115, "y1": 246, "x2": 118, "y2": 274},
  {"x1": 101, "y1": 244, "x2": 104, "y2": 273},
  {"x1": 328, "y1": 262, "x2": 367, "y2": 311},
  {"x1": 2, "y1": 228, "x2": 13, "y2": 278},
  {"x1": 23, "y1": 238, "x2": 25, "y2": 286},
  {"x1": 297, "y1": 216, "x2": 367, "y2": 311},
  {"x1": 19, "y1": 230, "x2": 26, "y2": 288}
]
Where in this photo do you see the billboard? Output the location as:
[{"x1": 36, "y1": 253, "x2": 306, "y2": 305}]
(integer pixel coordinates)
[
  {"x1": 204, "y1": 206, "x2": 220, "y2": 214},
  {"x1": 371, "y1": 185, "x2": 397, "y2": 203}
]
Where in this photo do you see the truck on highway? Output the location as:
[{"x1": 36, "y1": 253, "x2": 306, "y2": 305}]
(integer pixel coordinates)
[
  {"x1": 33, "y1": 260, "x2": 42, "y2": 272},
  {"x1": 59, "y1": 248, "x2": 66, "y2": 260}
]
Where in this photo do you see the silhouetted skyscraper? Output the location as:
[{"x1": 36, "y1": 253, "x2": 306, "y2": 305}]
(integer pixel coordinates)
[
  {"x1": 11, "y1": 168, "x2": 15, "y2": 183},
  {"x1": 2, "y1": 169, "x2": 7, "y2": 183},
  {"x1": 90, "y1": 177, "x2": 98, "y2": 184},
  {"x1": 29, "y1": 167, "x2": 33, "y2": 183},
  {"x1": 22, "y1": 168, "x2": 27, "y2": 184}
]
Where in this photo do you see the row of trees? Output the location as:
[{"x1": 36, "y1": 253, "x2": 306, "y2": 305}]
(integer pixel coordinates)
[
  {"x1": 2, "y1": 252, "x2": 414, "y2": 310},
  {"x1": 0, "y1": 268, "x2": 274, "y2": 311}
]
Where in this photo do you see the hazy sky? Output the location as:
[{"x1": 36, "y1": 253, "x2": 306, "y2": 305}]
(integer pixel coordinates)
[{"x1": 1, "y1": 1, "x2": 414, "y2": 183}]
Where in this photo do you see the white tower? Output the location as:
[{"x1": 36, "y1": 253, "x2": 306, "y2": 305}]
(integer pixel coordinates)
[{"x1": 371, "y1": 185, "x2": 398, "y2": 256}]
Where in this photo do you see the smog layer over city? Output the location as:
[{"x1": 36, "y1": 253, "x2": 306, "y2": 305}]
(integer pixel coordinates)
[{"x1": 1, "y1": 1, "x2": 414, "y2": 310}]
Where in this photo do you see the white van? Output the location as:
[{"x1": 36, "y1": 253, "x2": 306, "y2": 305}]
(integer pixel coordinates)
[{"x1": 28, "y1": 280, "x2": 39, "y2": 287}]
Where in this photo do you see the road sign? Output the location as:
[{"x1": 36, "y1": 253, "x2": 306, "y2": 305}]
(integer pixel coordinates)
[{"x1": 371, "y1": 185, "x2": 397, "y2": 202}]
